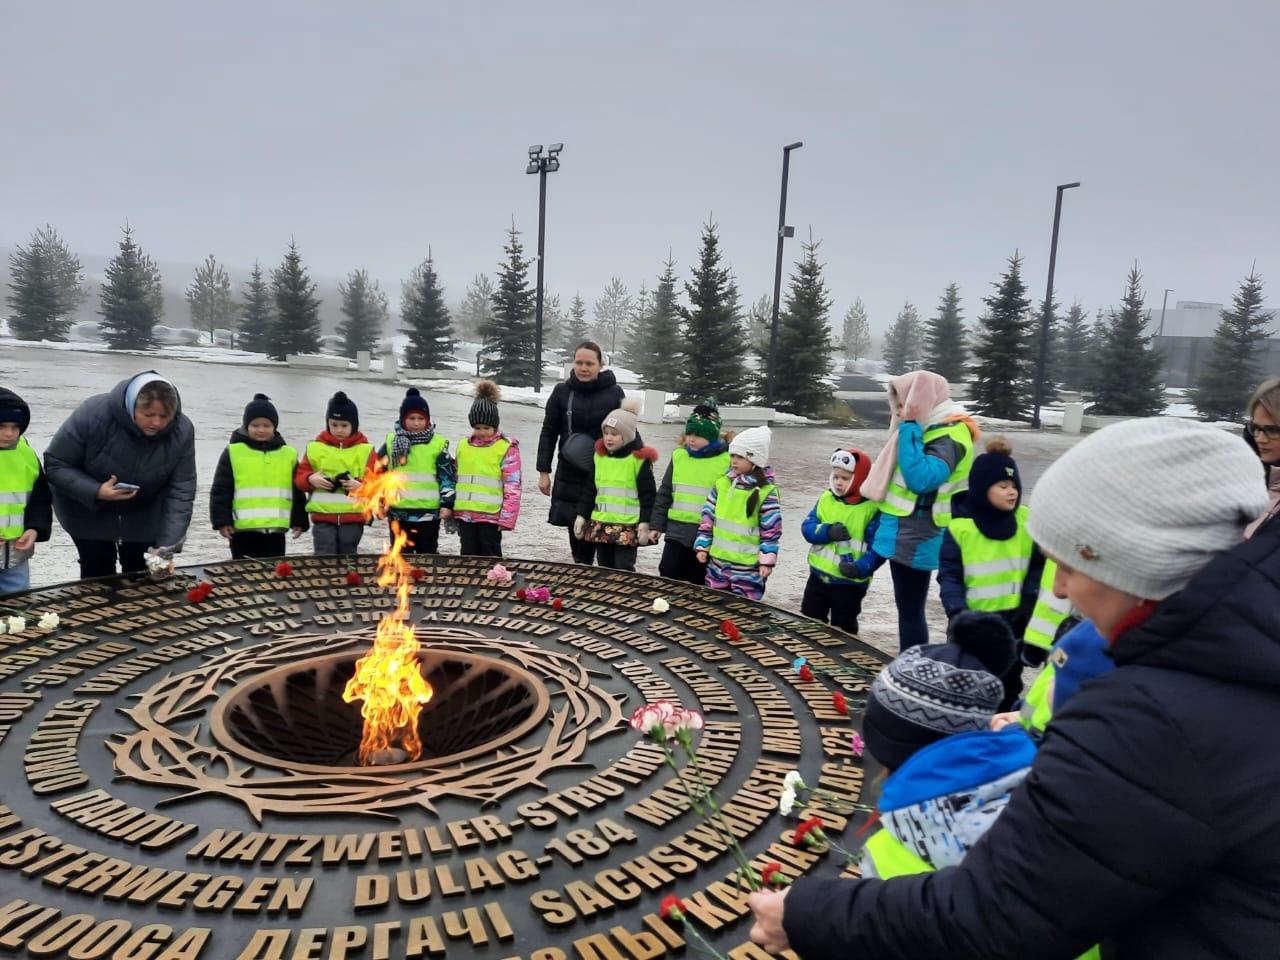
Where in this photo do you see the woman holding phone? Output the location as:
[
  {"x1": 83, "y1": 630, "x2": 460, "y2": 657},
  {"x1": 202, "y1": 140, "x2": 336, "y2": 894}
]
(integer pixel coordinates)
[{"x1": 45, "y1": 371, "x2": 197, "y2": 579}]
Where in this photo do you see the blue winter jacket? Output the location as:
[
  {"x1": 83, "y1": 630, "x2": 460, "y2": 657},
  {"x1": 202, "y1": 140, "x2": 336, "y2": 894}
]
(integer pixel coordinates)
[{"x1": 870, "y1": 420, "x2": 964, "y2": 570}]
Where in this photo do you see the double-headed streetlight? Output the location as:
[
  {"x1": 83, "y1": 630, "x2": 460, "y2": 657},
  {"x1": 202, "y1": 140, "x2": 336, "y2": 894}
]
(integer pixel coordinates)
[
  {"x1": 526, "y1": 143, "x2": 563, "y2": 393},
  {"x1": 1031, "y1": 181, "x2": 1081, "y2": 429},
  {"x1": 765, "y1": 141, "x2": 803, "y2": 406}
]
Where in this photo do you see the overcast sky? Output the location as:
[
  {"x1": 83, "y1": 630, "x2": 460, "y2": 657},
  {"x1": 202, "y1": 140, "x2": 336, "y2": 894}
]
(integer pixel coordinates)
[{"x1": 2, "y1": 0, "x2": 1277, "y2": 331}]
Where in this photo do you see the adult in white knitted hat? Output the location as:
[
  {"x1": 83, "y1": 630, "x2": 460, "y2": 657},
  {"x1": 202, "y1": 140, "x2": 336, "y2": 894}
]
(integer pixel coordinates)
[{"x1": 750, "y1": 417, "x2": 1280, "y2": 959}]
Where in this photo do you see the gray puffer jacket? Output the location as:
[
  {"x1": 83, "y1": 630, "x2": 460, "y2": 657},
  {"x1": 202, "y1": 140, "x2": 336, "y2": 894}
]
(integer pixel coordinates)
[{"x1": 45, "y1": 373, "x2": 197, "y2": 548}]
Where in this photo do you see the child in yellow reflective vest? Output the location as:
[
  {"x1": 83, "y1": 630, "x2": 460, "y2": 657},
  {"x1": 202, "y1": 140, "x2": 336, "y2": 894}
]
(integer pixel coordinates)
[
  {"x1": 377, "y1": 388, "x2": 456, "y2": 555},
  {"x1": 574, "y1": 400, "x2": 657, "y2": 571},
  {"x1": 453, "y1": 381, "x2": 520, "y2": 558},
  {"x1": 209, "y1": 394, "x2": 309, "y2": 560},
  {"x1": 694, "y1": 426, "x2": 781, "y2": 600},
  {"x1": 650, "y1": 401, "x2": 731, "y2": 584},
  {"x1": 800, "y1": 448, "x2": 880, "y2": 635},
  {"x1": 0, "y1": 387, "x2": 52, "y2": 595},
  {"x1": 294, "y1": 392, "x2": 378, "y2": 556}
]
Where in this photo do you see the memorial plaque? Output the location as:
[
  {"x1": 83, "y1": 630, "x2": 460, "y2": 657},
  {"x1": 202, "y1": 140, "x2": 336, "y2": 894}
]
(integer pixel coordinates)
[{"x1": 0, "y1": 555, "x2": 887, "y2": 959}]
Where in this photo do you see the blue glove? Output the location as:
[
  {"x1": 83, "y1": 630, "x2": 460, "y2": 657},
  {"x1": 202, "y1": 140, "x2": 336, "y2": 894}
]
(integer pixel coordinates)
[{"x1": 838, "y1": 553, "x2": 877, "y2": 581}]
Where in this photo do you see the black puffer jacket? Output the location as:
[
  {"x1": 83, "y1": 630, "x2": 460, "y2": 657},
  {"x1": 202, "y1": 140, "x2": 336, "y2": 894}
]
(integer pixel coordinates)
[
  {"x1": 209, "y1": 429, "x2": 310, "y2": 532},
  {"x1": 785, "y1": 519, "x2": 1280, "y2": 959},
  {"x1": 536, "y1": 370, "x2": 626, "y2": 527},
  {"x1": 45, "y1": 374, "x2": 197, "y2": 549}
]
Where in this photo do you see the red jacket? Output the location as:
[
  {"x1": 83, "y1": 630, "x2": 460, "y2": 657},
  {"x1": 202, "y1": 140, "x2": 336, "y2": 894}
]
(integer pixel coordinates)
[{"x1": 294, "y1": 430, "x2": 380, "y2": 524}]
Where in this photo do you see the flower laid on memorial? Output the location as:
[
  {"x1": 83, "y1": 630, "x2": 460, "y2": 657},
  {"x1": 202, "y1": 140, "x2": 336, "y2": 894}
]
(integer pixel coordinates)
[
  {"x1": 409, "y1": 567, "x2": 426, "y2": 582},
  {"x1": 274, "y1": 561, "x2": 293, "y2": 578},
  {"x1": 761, "y1": 862, "x2": 789, "y2": 888},
  {"x1": 789, "y1": 813, "x2": 861, "y2": 868},
  {"x1": 186, "y1": 582, "x2": 213, "y2": 604},
  {"x1": 514, "y1": 585, "x2": 560, "y2": 606},
  {"x1": 792, "y1": 654, "x2": 880, "y2": 682},
  {"x1": 37, "y1": 613, "x2": 60, "y2": 632},
  {"x1": 798, "y1": 664, "x2": 815, "y2": 682},
  {"x1": 345, "y1": 570, "x2": 363, "y2": 586},
  {"x1": 630, "y1": 700, "x2": 759, "y2": 893},
  {"x1": 657, "y1": 895, "x2": 727, "y2": 960},
  {"x1": 5, "y1": 615, "x2": 26, "y2": 635},
  {"x1": 720, "y1": 619, "x2": 740, "y2": 641},
  {"x1": 832, "y1": 691, "x2": 849, "y2": 715},
  {"x1": 552, "y1": 597, "x2": 563, "y2": 611},
  {"x1": 650, "y1": 597, "x2": 670, "y2": 614},
  {"x1": 850, "y1": 732, "x2": 865, "y2": 758},
  {"x1": 659, "y1": 895, "x2": 685, "y2": 921},
  {"x1": 516, "y1": 588, "x2": 526, "y2": 600},
  {"x1": 144, "y1": 551, "x2": 172, "y2": 578},
  {"x1": 486, "y1": 563, "x2": 512, "y2": 585}
]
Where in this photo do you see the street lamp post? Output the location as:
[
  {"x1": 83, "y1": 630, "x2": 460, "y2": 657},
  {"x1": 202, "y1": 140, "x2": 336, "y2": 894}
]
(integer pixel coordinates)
[
  {"x1": 765, "y1": 141, "x2": 803, "y2": 406},
  {"x1": 1157, "y1": 288, "x2": 1173, "y2": 336},
  {"x1": 1031, "y1": 181, "x2": 1081, "y2": 429},
  {"x1": 526, "y1": 143, "x2": 562, "y2": 393}
]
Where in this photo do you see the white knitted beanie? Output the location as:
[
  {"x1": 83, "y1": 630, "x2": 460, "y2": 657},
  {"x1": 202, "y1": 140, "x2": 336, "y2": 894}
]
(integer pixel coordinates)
[
  {"x1": 1028, "y1": 418, "x2": 1269, "y2": 600},
  {"x1": 730, "y1": 426, "x2": 772, "y2": 468}
]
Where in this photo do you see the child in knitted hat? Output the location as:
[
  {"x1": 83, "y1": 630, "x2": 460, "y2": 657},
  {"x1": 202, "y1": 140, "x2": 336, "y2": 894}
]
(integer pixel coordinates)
[
  {"x1": 937, "y1": 437, "x2": 1046, "y2": 706},
  {"x1": 694, "y1": 425, "x2": 782, "y2": 599},
  {"x1": 0, "y1": 387, "x2": 51, "y2": 595},
  {"x1": 800, "y1": 448, "x2": 879, "y2": 635},
  {"x1": 210, "y1": 393, "x2": 309, "y2": 560},
  {"x1": 650, "y1": 401, "x2": 731, "y2": 584},
  {"x1": 574, "y1": 398, "x2": 658, "y2": 571},
  {"x1": 454, "y1": 380, "x2": 521, "y2": 558},
  {"x1": 377, "y1": 387, "x2": 457, "y2": 555},
  {"x1": 858, "y1": 611, "x2": 1036, "y2": 879},
  {"x1": 294, "y1": 391, "x2": 378, "y2": 556}
]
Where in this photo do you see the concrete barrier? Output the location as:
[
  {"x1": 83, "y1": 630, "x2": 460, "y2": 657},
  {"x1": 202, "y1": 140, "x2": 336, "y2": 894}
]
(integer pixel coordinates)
[
  {"x1": 400, "y1": 368, "x2": 471, "y2": 381},
  {"x1": 640, "y1": 390, "x2": 665, "y2": 424},
  {"x1": 287, "y1": 354, "x2": 350, "y2": 371},
  {"x1": 1062, "y1": 402, "x2": 1085, "y2": 435},
  {"x1": 1082, "y1": 413, "x2": 1133, "y2": 432}
]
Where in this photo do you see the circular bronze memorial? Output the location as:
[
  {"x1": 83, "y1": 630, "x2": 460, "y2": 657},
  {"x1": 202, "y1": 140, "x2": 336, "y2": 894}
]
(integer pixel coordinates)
[{"x1": 0, "y1": 555, "x2": 888, "y2": 960}]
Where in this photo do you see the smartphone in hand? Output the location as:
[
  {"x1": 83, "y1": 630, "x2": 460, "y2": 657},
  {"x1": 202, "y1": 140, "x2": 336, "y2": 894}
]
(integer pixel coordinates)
[{"x1": 115, "y1": 482, "x2": 141, "y2": 492}]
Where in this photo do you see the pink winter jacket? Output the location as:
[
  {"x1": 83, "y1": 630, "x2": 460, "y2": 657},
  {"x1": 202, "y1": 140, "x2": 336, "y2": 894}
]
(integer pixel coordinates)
[{"x1": 455, "y1": 434, "x2": 522, "y2": 531}]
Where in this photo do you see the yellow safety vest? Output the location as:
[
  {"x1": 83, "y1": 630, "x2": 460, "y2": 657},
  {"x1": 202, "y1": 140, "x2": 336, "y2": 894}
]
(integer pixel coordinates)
[
  {"x1": 947, "y1": 506, "x2": 1034, "y2": 613},
  {"x1": 1023, "y1": 559, "x2": 1074, "y2": 652},
  {"x1": 0, "y1": 438, "x2": 40, "y2": 540},
  {"x1": 1020, "y1": 654, "x2": 1059, "y2": 735},
  {"x1": 668, "y1": 448, "x2": 731, "y2": 524},
  {"x1": 385, "y1": 432, "x2": 446, "y2": 511},
  {"x1": 455, "y1": 438, "x2": 510, "y2": 515},
  {"x1": 709, "y1": 475, "x2": 776, "y2": 566},
  {"x1": 305, "y1": 441, "x2": 372, "y2": 515},
  {"x1": 591, "y1": 452, "x2": 644, "y2": 524},
  {"x1": 228, "y1": 442, "x2": 296, "y2": 531},
  {"x1": 807, "y1": 492, "x2": 879, "y2": 582},
  {"x1": 880, "y1": 420, "x2": 973, "y2": 528}
]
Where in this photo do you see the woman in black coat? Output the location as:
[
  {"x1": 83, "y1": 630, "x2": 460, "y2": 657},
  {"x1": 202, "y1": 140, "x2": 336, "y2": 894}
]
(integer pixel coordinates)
[
  {"x1": 45, "y1": 371, "x2": 197, "y2": 579},
  {"x1": 536, "y1": 341, "x2": 626, "y2": 564}
]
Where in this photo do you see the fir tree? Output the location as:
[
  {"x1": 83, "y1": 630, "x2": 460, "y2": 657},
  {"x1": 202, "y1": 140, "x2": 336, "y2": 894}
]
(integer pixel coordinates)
[
  {"x1": 400, "y1": 254, "x2": 455, "y2": 369},
  {"x1": 1085, "y1": 308, "x2": 1109, "y2": 396},
  {"x1": 1189, "y1": 270, "x2": 1275, "y2": 421},
  {"x1": 620, "y1": 281, "x2": 651, "y2": 370},
  {"x1": 185, "y1": 254, "x2": 237, "y2": 345},
  {"x1": 841, "y1": 298, "x2": 871, "y2": 368},
  {"x1": 458, "y1": 274, "x2": 494, "y2": 344},
  {"x1": 564, "y1": 292, "x2": 591, "y2": 349},
  {"x1": 1091, "y1": 265, "x2": 1165, "y2": 417},
  {"x1": 924, "y1": 283, "x2": 967, "y2": 382},
  {"x1": 969, "y1": 253, "x2": 1034, "y2": 420},
  {"x1": 540, "y1": 291, "x2": 562, "y2": 357},
  {"x1": 99, "y1": 224, "x2": 163, "y2": 351},
  {"x1": 337, "y1": 268, "x2": 387, "y2": 357},
  {"x1": 5, "y1": 225, "x2": 86, "y2": 341},
  {"x1": 627, "y1": 257, "x2": 684, "y2": 392},
  {"x1": 746, "y1": 293, "x2": 774, "y2": 374},
  {"x1": 678, "y1": 222, "x2": 750, "y2": 404},
  {"x1": 1056, "y1": 301, "x2": 1092, "y2": 392},
  {"x1": 882, "y1": 301, "x2": 923, "y2": 376},
  {"x1": 1029, "y1": 293, "x2": 1060, "y2": 396},
  {"x1": 482, "y1": 224, "x2": 538, "y2": 386},
  {"x1": 772, "y1": 240, "x2": 834, "y2": 417},
  {"x1": 238, "y1": 261, "x2": 274, "y2": 355},
  {"x1": 593, "y1": 277, "x2": 632, "y2": 358},
  {"x1": 269, "y1": 241, "x2": 322, "y2": 361}
]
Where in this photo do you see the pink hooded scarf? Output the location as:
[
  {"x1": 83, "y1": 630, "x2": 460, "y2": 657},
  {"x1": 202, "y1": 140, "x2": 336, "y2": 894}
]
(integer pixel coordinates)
[{"x1": 862, "y1": 371, "x2": 978, "y2": 502}]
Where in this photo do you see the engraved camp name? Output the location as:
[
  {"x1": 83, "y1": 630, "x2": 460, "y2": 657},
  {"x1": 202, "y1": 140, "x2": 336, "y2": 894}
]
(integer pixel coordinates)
[
  {"x1": 23, "y1": 698, "x2": 98, "y2": 795},
  {"x1": 0, "y1": 897, "x2": 212, "y2": 960}
]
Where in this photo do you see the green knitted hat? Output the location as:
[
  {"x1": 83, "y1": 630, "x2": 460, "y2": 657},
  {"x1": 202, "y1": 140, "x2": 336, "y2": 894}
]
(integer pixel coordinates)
[{"x1": 684, "y1": 400, "x2": 722, "y2": 443}]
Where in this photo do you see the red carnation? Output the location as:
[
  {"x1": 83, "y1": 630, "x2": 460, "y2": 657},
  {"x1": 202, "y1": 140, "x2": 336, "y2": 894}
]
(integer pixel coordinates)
[
  {"x1": 793, "y1": 816, "x2": 826, "y2": 847},
  {"x1": 659, "y1": 894, "x2": 685, "y2": 922},
  {"x1": 799, "y1": 665, "x2": 815, "y2": 682},
  {"x1": 761, "y1": 862, "x2": 787, "y2": 887},
  {"x1": 832, "y1": 691, "x2": 848, "y2": 715},
  {"x1": 274, "y1": 561, "x2": 293, "y2": 578},
  {"x1": 187, "y1": 582, "x2": 212, "y2": 604},
  {"x1": 516, "y1": 588, "x2": 527, "y2": 600},
  {"x1": 721, "y1": 619, "x2": 740, "y2": 641},
  {"x1": 552, "y1": 597, "x2": 563, "y2": 611},
  {"x1": 345, "y1": 570, "x2": 363, "y2": 586},
  {"x1": 409, "y1": 567, "x2": 426, "y2": 582}
]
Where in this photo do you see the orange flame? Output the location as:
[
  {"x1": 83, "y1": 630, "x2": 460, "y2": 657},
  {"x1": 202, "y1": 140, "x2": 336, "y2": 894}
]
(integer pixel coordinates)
[{"x1": 341, "y1": 461, "x2": 433, "y2": 764}]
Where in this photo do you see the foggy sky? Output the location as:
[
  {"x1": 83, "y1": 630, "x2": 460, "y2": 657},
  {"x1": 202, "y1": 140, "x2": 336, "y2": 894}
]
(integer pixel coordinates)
[{"x1": 2, "y1": 0, "x2": 1277, "y2": 332}]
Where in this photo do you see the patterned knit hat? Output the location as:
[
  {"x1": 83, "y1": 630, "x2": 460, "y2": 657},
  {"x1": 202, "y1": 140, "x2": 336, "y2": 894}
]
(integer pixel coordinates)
[
  {"x1": 862, "y1": 612, "x2": 1015, "y2": 770},
  {"x1": 684, "y1": 401, "x2": 722, "y2": 444},
  {"x1": 325, "y1": 391, "x2": 359, "y2": 430},
  {"x1": 469, "y1": 380, "x2": 500, "y2": 428},
  {"x1": 242, "y1": 393, "x2": 279, "y2": 429},
  {"x1": 399, "y1": 388, "x2": 431, "y2": 425}
]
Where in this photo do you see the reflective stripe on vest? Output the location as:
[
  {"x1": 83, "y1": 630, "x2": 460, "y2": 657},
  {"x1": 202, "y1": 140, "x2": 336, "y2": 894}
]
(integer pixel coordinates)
[
  {"x1": 947, "y1": 506, "x2": 1034, "y2": 612},
  {"x1": 1020, "y1": 656, "x2": 1058, "y2": 734},
  {"x1": 1023, "y1": 558, "x2": 1074, "y2": 651},
  {"x1": 880, "y1": 420, "x2": 974, "y2": 528},
  {"x1": 228, "y1": 443, "x2": 297, "y2": 531},
  {"x1": 591, "y1": 452, "x2": 644, "y2": 523},
  {"x1": 455, "y1": 438, "x2": 510, "y2": 515},
  {"x1": 864, "y1": 829, "x2": 933, "y2": 879},
  {"x1": 0, "y1": 439, "x2": 40, "y2": 540},
  {"x1": 305, "y1": 441, "x2": 372, "y2": 514},
  {"x1": 384, "y1": 432, "x2": 445, "y2": 511},
  {"x1": 669, "y1": 448, "x2": 731, "y2": 524},
  {"x1": 807, "y1": 491, "x2": 879, "y2": 582},
  {"x1": 709, "y1": 476, "x2": 775, "y2": 566}
]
